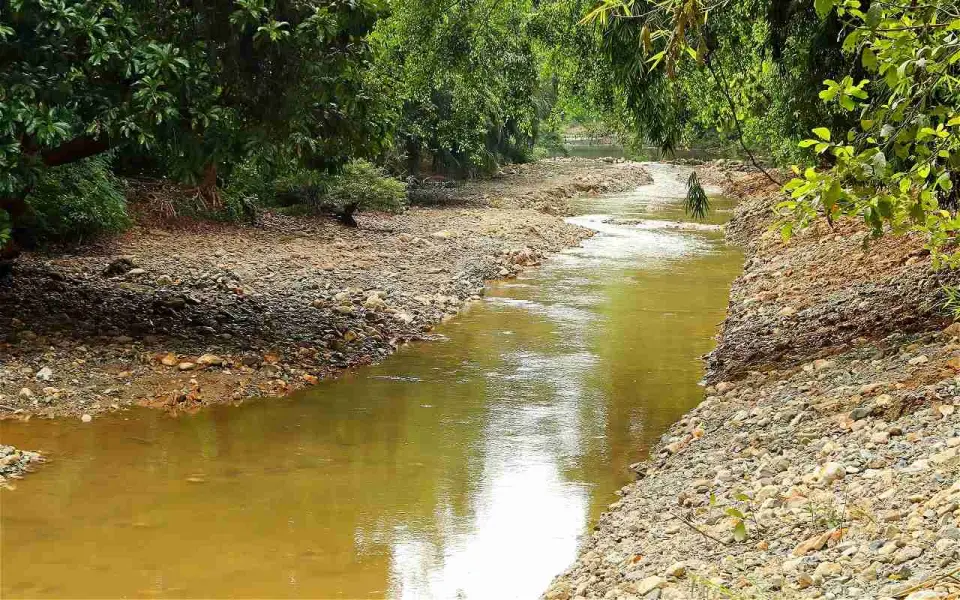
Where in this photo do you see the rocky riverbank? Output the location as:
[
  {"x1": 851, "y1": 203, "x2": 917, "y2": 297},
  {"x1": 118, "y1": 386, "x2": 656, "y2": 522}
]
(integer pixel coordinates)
[
  {"x1": 544, "y1": 172, "x2": 960, "y2": 599},
  {"x1": 0, "y1": 158, "x2": 651, "y2": 421}
]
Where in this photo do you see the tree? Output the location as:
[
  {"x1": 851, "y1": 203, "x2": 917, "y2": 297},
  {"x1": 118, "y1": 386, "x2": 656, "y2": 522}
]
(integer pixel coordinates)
[
  {"x1": 370, "y1": 0, "x2": 543, "y2": 175},
  {"x1": 1, "y1": 0, "x2": 389, "y2": 243},
  {"x1": 581, "y1": 0, "x2": 959, "y2": 251},
  {"x1": 781, "y1": 0, "x2": 960, "y2": 264},
  {"x1": 577, "y1": 0, "x2": 861, "y2": 158}
]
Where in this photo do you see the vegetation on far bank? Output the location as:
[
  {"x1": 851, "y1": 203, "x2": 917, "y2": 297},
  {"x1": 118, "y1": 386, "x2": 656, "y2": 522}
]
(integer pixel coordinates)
[{"x1": 2, "y1": 0, "x2": 958, "y2": 266}]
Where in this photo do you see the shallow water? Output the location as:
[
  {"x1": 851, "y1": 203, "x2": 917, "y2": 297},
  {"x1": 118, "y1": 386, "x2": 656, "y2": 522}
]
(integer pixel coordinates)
[{"x1": 0, "y1": 163, "x2": 742, "y2": 599}]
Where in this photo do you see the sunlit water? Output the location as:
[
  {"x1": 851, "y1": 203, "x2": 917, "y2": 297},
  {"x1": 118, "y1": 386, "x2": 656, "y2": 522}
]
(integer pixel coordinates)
[{"x1": 0, "y1": 163, "x2": 742, "y2": 599}]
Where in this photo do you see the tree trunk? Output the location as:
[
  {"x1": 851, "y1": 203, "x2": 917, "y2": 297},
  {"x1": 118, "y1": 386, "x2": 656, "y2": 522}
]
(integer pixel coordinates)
[
  {"x1": 197, "y1": 161, "x2": 222, "y2": 208},
  {"x1": 40, "y1": 135, "x2": 110, "y2": 167},
  {"x1": 405, "y1": 139, "x2": 421, "y2": 177}
]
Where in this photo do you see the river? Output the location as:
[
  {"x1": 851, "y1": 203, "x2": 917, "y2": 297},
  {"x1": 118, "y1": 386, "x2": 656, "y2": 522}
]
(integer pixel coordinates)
[{"x1": 0, "y1": 163, "x2": 742, "y2": 599}]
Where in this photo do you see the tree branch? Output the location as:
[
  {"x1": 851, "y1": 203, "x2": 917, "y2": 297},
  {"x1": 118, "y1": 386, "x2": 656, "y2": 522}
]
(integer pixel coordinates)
[
  {"x1": 706, "y1": 58, "x2": 782, "y2": 186},
  {"x1": 39, "y1": 135, "x2": 111, "y2": 167}
]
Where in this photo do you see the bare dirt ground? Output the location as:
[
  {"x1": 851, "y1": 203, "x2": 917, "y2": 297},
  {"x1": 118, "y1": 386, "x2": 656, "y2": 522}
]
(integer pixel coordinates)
[
  {"x1": 0, "y1": 158, "x2": 651, "y2": 422},
  {"x1": 544, "y1": 169, "x2": 960, "y2": 600}
]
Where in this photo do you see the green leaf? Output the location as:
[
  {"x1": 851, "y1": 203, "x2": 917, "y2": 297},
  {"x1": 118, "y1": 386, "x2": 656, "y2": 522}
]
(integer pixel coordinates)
[
  {"x1": 937, "y1": 173, "x2": 954, "y2": 191},
  {"x1": 870, "y1": 151, "x2": 887, "y2": 174},
  {"x1": 865, "y1": 2, "x2": 882, "y2": 28},
  {"x1": 726, "y1": 508, "x2": 745, "y2": 519},
  {"x1": 877, "y1": 196, "x2": 893, "y2": 218},
  {"x1": 733, "y1": 520, "x2": 748, "y2": 542},
  {"x1": 814, "y1": 0, "x2": 834, "y2": 19},
  {"x1": 862, "y1": 48, "x2": 878, "y2": 71},
  {"x1": 823, "y1": 179, "x2": 841, "y2": 210},
  {"x1": 813, "y1": 127, "x2": 831, "y2": 141},
  {"x1": 909, "y1": 202, "x2": 925, "y2": 223},
  {"x1": 842, "y1": 30, "x2": 861, "y2": 52},
  {"x1": 781, "y1": 222, "x2": 794, "y2": 241}
]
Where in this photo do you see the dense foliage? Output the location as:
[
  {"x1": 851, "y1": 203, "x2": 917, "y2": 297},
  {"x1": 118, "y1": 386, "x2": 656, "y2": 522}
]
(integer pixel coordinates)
[
  {"x1": 2, "y1": 0, "x2": 388, "y2": 182},
  {"x1": 370, "y1": 0, "x2": 544, "y2": 175},
  {"x1": 1, "y1": 0, "x2": 390, "y2": 244},
  {"x1": 270, "y1": 159, "x2": 407, "y2": 223},
  {"x1": 3, "y1": 0, "x2": 594, "y2": 245},
  {"x1": 578, "y1": 0, "x2": 860, "y2": 159},
  {"x1": 781, "y1": 0, "x2": 960, "y2": 264},
  {"x1": 22, "y1": 155, "x2": 129, "y2": 243},
  {"x1": 583, "y1": 0, "x2": 959, "y2": 256}
]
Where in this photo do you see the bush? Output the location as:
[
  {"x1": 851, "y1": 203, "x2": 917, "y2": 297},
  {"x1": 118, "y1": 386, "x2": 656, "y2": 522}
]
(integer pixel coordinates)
[
  {"x1": 534, "y1": 128, "x2": 569, "y2": 158},
  {"x1": 219, "y1": 156, "x2": 407, "y2": 224},
  {"x1": 0, "y1": 210, "x2": 11, "y2": 247},
  {"x1": 529, "y1": 146, "x2": 553, "y2": 161},
  {"x1": 23, "y1": 156, "x2": 130, "y2": 243},
  {"x1": 324, "y1": 160, "x2": 408, "y2": 213},
  {"x1": 271, "y1": 160, "x2": 407, "y2": 216}
]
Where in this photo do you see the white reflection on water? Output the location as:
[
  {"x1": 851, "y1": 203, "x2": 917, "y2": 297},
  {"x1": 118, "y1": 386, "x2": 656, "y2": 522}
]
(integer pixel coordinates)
[
  {"x1": 391, "y1": 460, "x2": 587, "y2": 600},
  {"x1": 384, "y1": 164, "x2": 730, "y2": 599}
]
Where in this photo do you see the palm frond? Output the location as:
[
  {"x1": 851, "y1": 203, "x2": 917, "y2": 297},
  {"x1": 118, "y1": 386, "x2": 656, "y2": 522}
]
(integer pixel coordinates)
[{"x1": 685, "y1": 170, "x2": 710, "y2": 220}]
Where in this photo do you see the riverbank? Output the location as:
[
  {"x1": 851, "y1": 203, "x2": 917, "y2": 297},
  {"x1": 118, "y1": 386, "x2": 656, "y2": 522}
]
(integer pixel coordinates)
[
  {"x1": 0, "y1": 158, "x2": 651, "y2": 422},
  {"x1": 544, "y1": 173, "x2": 960, "y2": 599}
]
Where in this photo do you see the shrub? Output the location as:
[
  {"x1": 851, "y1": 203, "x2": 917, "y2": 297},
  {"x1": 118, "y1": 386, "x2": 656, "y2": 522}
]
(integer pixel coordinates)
[
  {"x1": 270, "y1": 160, "x2": 407, "y2": 219},
  {"x1": 270, "y1": 168, "x2": 327, "y2": 208},
  {"x1": 219, "y1": 156, "x2": 407, "y2": 224},
  {"x1": 529, "y1": 146, "x2": 553, "y2": 161},
  {"x1": 23, "y1": 156, "x2": 130, "y2": 244},
  {"x1": 323, "y1": 160, "x2": 408, "y2": 213},
  {"x1": 0, "y1": 210, "x2": 11, "y2": 247}
]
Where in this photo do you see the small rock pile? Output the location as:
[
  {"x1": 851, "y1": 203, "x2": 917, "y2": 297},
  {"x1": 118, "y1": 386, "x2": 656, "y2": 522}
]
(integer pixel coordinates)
[{"x1": 0, "y1": 445, "x2": 43, "y2": 489}]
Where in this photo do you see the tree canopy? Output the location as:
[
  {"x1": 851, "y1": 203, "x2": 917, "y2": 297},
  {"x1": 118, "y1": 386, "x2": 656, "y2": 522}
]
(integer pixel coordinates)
[
  {"x1": 582, "y1": 0, "x2": 959, "y2": 259},
  {"x1": 1, "y1": 0, "x2": 387, "y2": 211},
  {"x1": 2, "y1": 0, "x2": 958, "y2": 259}
]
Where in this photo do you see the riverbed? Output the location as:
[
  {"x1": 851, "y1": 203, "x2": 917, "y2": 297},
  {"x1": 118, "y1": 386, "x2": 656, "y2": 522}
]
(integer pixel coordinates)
[{"x1": 0, "y1": 163, "x2": 742, "y2": 599}]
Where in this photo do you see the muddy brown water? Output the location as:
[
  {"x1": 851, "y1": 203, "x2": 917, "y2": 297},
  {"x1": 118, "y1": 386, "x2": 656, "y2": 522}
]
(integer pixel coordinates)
[{"x1": 0, "y1": 163, "x2": 742, "y2": 599}]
